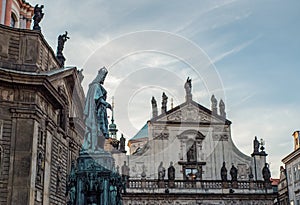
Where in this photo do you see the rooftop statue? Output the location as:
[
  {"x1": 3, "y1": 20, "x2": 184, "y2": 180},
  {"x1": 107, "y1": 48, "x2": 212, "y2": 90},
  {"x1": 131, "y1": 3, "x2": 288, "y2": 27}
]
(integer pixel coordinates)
[
  {"x1": 185, "y1": 77, "x2": 192, "y2": 101},
  {"x1": 32, "y1": 4, "x2": 44, "y2": 31},
  {"x1": 57, "y1": 31, "x2": 70, "y2": 56},
  {"x1": 56, "y1": 31, "x2": 70, "y2": 66},
  {"x1": 82, "y1": 67, "x2": 112, "y2": 152}
]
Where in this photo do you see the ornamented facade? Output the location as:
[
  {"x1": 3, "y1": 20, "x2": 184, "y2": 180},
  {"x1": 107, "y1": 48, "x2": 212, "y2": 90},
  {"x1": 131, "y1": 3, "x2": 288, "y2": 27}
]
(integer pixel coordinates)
[{"x1": 0, "y1": 24, "x2": 85, "y2": 204}]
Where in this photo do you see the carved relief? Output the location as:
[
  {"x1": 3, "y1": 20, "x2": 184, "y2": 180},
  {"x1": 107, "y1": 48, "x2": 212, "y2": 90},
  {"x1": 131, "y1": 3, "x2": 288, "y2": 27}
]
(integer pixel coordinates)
[
  {"x1": 237, "y1": 164, "x2": 248, "y2": 180},
  {"x1": 0, "y1": 35, "x2": 9, "y2": 58},
  {"x1": 212, "y1": 126, "x2": 229, "y2": 141},
  {"x1": 165, "y1": 106, "x2": 215, "y2": 123},
  {"x1": 25, "y1": 37, "x2": 38, "y2": 63},
  {"x1": 1, "y1": 89, "x2": 14, "y2": 101},
  {"x1": 36, "y1": 151, "x2": 44, "y2": 184},
  {"x1": 153, "y1": 126, "x2": 169, "y2": 140}
]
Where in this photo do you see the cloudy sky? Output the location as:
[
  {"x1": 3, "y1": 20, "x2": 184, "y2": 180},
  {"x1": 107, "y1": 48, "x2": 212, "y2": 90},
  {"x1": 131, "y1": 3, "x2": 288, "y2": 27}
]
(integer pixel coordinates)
[{"x1": 29, "y1": 0, "x2": 300, "y2": 177}]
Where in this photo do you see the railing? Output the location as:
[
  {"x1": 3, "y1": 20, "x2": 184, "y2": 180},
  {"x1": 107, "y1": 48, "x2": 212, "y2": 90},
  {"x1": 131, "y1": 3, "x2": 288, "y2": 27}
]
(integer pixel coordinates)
[{"x1": 127, "y1": 179, "x2": 269, "y2": 190}]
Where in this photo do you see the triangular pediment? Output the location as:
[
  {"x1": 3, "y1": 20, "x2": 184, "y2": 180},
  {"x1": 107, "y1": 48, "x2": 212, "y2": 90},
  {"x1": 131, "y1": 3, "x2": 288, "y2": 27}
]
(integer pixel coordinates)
[{"x1": 151, "y1": 101, "x2": 231, "y2": 124}]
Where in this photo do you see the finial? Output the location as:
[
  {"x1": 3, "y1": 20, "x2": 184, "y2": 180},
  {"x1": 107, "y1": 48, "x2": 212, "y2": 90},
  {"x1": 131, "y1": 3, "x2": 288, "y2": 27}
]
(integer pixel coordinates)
[
  {"x1": 171, "y1": 98, "x2": 174, "y2": 109},
  {"x1": 112, "y1": 96, "x2": 115, "y2": 110}
]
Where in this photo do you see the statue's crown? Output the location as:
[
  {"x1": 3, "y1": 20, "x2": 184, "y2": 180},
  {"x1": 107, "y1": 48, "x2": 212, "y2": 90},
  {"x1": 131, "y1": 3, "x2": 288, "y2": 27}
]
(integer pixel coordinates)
[{"x1": 98, "y1": 66, "x2": 108, "y2": 76}]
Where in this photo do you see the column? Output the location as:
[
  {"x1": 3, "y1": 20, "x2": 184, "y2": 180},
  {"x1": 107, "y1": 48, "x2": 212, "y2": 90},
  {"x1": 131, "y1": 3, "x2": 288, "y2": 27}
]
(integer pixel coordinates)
[{"x1": 4, "y1": 0, "x2": 12, "y2": 26}]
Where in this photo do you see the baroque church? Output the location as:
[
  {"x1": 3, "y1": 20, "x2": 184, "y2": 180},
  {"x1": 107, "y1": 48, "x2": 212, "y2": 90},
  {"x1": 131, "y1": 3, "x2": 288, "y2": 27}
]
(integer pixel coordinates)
[{"x1": 0, "y1": 1, "x2": 277, "y2": 204}]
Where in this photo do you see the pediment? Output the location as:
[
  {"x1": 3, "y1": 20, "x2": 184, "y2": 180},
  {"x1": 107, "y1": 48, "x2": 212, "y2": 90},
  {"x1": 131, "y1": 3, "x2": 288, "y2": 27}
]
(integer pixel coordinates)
[{"x1": 153, "y1": 101, "x2": 229, "y2": 124}]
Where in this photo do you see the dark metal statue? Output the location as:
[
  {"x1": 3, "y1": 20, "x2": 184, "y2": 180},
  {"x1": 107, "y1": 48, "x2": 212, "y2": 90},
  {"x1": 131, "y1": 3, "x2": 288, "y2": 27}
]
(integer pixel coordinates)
[
  {"x1": 262, "y1": 163, "x2": 271, "y2": 182},
  {"x1": 230, "y1": 164, "x2": 238, "y2": 181},
  {"x1": 32, "y1": 4, "x2": 44, "y2": 31},
  {"x1": 82, "y1": 67, "x2": 112, "y2": 152},
  {"x1": 167, "y1": 162, "x2": 175, "y2": 181},
  {"x1": 253, "y1": 136, "x2": 260, "y2": 154},
  {"x1": 56, "y1": 31, "x2": 70, "y2": 67},
  {"x1": 221, "y1": 162, "x2": 227, "y2": 181}
]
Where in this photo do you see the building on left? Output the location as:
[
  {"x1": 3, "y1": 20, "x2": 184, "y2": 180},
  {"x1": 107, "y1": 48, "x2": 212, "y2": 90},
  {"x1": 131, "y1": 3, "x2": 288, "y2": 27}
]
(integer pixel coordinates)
[
  {"x1": 0, "y1": 0, "x2": 33, "y2": 29},
  {"x1": 0, "y1": 3, "x2": 85, "y2": 204}
]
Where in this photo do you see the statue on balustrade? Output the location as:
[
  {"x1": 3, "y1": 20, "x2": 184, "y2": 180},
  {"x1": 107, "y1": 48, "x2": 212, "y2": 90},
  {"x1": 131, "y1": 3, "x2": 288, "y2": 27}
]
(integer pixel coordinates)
[
  {"x1": 221, "y1": 162, "x2": 228, "y2": 181},
  {"x1": 168, "y1": 162, "x2": 175, "y2": 181},
  {"x1": 158, "y1": 161, "x2": 166, "y2": 180},
  {"x1": 82, "y1": 67, "x2": 112, "y2": 152},
  {"x1": 262, "y1": 163, "x2": 271, "y2": 182},
  {"x1": 230, "y1": 164, "x2": 238, "y2": 181}
]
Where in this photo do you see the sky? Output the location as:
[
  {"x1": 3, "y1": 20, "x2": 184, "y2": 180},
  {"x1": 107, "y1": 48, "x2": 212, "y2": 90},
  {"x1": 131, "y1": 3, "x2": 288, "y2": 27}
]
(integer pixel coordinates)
[{"x1": 28, "y1": 0, "x2": 300, "y2": 177}]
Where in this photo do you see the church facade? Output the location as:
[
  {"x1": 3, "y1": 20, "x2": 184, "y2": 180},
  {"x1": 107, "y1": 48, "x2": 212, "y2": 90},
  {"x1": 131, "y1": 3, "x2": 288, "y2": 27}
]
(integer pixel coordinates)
[{"x1": 121, "y1": 80, "x2": 277, "y2": 204}]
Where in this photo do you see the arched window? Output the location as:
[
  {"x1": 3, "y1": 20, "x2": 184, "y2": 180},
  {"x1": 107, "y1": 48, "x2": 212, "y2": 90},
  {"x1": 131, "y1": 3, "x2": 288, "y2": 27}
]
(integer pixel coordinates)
[{"x1": 10, "y1": 13, "x2": 17, "y2": 28}]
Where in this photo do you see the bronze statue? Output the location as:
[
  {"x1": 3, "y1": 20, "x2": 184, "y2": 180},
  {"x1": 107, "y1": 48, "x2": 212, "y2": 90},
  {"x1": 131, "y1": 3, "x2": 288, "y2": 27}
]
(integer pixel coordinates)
[
  {"x1": 32, "y1": 4, "x2": 44, "y2": 31},
  {"x1": 57, "y1": 31, "x2": 70, "y2": 56},
  {"x1": 82, "y1": 67, "x2": 112, "y2": 152}
]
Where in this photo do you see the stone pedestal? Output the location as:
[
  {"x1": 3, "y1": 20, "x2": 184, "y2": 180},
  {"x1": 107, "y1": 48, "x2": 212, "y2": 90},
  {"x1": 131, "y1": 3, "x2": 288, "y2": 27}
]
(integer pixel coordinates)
[
  {"x1": 158, "y1": 180, "x2": 165, "y2": 188},
  {"x1": 66, "y1": 150, "x2": 123, "y2": 205},
  {"x1": 222, "y1": 181, "x2": 228, "y2": 189},
  {"x1": 168, "y1": 180, "x2": 175, "y2": 188}
]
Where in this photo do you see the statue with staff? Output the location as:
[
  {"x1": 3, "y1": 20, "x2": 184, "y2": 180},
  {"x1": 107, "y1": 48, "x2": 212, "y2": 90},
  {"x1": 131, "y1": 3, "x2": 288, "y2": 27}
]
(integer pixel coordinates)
[{"x1": 82, "y1": 67, "x2": 112, "y2": 152}]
